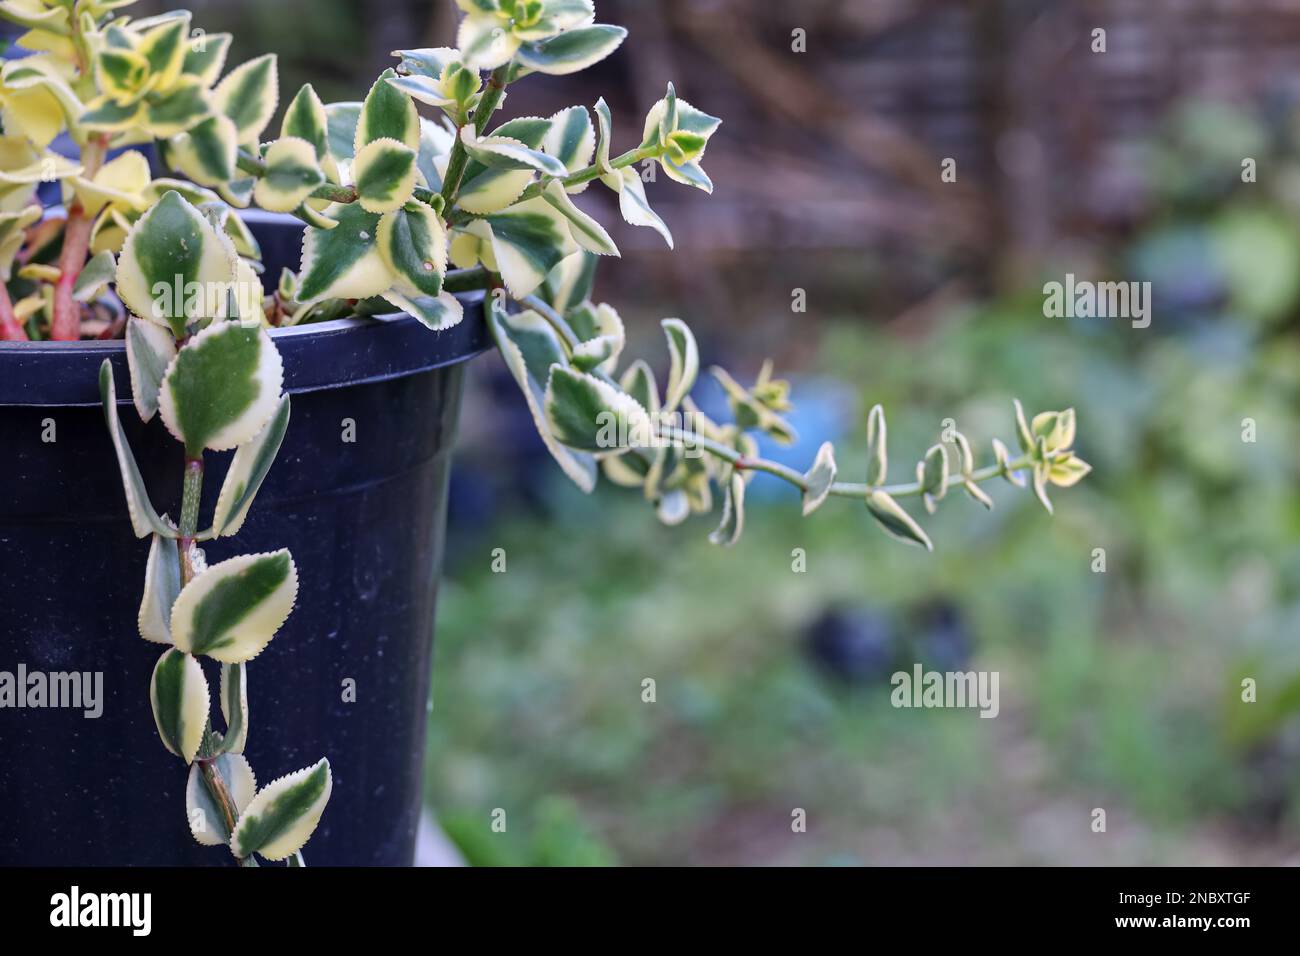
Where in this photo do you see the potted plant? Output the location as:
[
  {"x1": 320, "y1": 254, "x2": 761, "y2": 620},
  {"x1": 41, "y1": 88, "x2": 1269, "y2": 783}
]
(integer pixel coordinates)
[{"x1": 0, "y1": 0, "x2": 1090, "y2": 866}]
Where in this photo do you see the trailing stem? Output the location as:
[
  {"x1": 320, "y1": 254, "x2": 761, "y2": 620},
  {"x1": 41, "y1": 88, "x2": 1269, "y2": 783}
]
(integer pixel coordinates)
[
  {"x1": 176, "y1": 454, "x2": 244, "y2": 861},
  {"x1": 656, "y1": 426, "x2": 1034, "y2": 500}
]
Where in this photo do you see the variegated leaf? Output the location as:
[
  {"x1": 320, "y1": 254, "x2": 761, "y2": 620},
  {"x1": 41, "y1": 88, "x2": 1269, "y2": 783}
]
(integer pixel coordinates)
[
  {"x1": 158, "y1": 321, "x2": 285, "y2": 454},
  {"x1": 324, "y1": 101, "x2": 362, "y2": 163},
  {"x1": 216, "y1": 662, "x2": 249, "y2": 755},
  {"x1": 538, "y1": 250, "x2": 596, "y2": 315},
  {"x1": 460, "y1": 125, "x2": 569, "y2": 178},
  {"x1": 543, "y1": 105, "x2": 595, "y2": 181},
  {"x1": 544, "y1": 365, "x2": 654, "y2": 453},
  {"x1": 802, "y1": 442, "x2": 837, "y2": 516},
  {"x1": 231, "y1": 759, "x2": 332, "y2": 861},
  {"x1": 377, "y1": 201, "x2": 446, "y2": 297},
  {"x1": 595, "y1": 99, "x2": 672, "y2": 247},
  {"x1": 214, "y1": 53, "x2": 278, "y2": 144},
  {"x1": 186, "y1": 752, "x2": 255, "y2": 845},
  {"x1": 218, "y1": 176, "x2": 255, "y2": 209},
  {"x1": 69, "y1": 149, "x2": 149, "y2": 218},
  {"x1": 144, "y1": 79, "x2": 211, "y2": 139},
  {"x1": 661, "y1": 318, "x2": 698, "y2": 413},
  {"x1": 170, "y1": 550, "x2": 298, "y2": 663},
  {"x1": 567, "y1": 301, "x2": 623, "y2": 374},
  {"x1": 98, "y1": 361, "x2": 172, "y2": 539},
  {"x1": 73, "y1": 249, "x2": 117, "y2": 303},
  {"x1": 541, "y1": 180, "x2": 617, "y2": 256},
  {"x1": 296, "y1": 201, "x2": 393, "y2": 304},
  {"x1": 355, "y1": 69, "x2": 420, "y2": 153},
  {"x1": 709, "y1": 473, "x2": 746, "y2": 547},
  {"x1": 482, "y1": 196, "x2": 579, "y2": 298},
  {"x1": 515, "y1": 24, "x2": 627, "y2": 75},
  {"x1": 865, "y1": 490, "x2": 933, "y2": 551},
  {"x1": 382, "y1": 290, "x2": 464, "y2": 332},
  {"x1": 457, "y1": 11, "x2": 523, "y2": 71},
  {"x1": 212, "y1": 394, "x2": 290, "y2": 538},
  {"x1": 138, "y1": 530, "x2": 182, "y2": 645},
  {"x1": 137, "y1": 14, "x2": 189, "y2": 88},
  {"x1": 486, "y1": 301, "x2": 597, "y2": 492},
  {"x1": 281, "y1": 83, "x2": 330, "y2": 164},
  {"x1": 0, "y1": 205, "x2": 40, "y2": 281},
  {"x1": 253, "y1": 137, "x2": 325, "y2": 213},
  {"x1": 150, "y1": 649, "x2": 209, "y2": 763},
  {"x1": 390, "y1": 46, "x2": 460, "y2": 80},
  {"x1": 125, "y1": 316, "x2": 176, "y2": 422},
  {"x1": 353, "y1": 136, "x2": 417, "y2": 214},
  {"x1": 919, "y1": 443, "x2": 949, "y2": 514},
  {"x1": 866, "y1": 404, "x2": 888, "y2": 486},
  {"x1": 456, "y1": 165, "x2": 533, "y2": 215},
  {"x1": 182, "y1": 31, "x2": 231, "y2": 86},
  {"x1": 116, "y1": 190, "x2": 237, "y2": 336}
]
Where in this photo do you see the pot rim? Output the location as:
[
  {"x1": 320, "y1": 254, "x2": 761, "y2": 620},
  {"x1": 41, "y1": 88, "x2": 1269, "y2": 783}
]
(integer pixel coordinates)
[
  {"x1": 0, "y1": 303, "x2": 490, "y2": 407},
  {"x1": 0, "y1": 209, "x2": 491, "y2": 407}
]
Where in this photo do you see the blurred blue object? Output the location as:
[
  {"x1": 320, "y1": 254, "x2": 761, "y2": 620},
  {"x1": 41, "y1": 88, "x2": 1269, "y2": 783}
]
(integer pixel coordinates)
[{"x1": 693, "y1": 373, "x2": 859, "y2": 501}]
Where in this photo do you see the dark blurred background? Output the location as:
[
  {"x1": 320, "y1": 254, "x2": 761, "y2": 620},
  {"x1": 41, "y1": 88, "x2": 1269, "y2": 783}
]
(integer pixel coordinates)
[{"x1": 143, "y1": 0, "x2": 1300, "y2": 864}]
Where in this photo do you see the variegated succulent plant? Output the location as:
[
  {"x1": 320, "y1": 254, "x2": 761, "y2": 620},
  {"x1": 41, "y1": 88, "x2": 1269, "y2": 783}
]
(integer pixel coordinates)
[{"x1": 3, "y1": 0, "x2": 1089, "y2": 862}]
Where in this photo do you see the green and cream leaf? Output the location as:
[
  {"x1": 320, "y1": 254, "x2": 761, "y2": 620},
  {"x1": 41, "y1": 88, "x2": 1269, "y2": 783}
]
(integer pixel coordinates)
[
  {"x1": 541, "y1": 180, "x2": 617, "y2": 256},
  {"x1": 98, "y1": 361, "x2": 173, "y2": 539},
  {"x1": 865, "y1": 490, "x2": 933, "y2": 551},
  {"x1": 355, "y1": 69, "x2": 420, "y2": 153},
  {"x1": 709, "y1": 473, "x2": 745, "y2": 547},
  {"x1": 802, "y1": 442, "x2": 837, "y2": 516},
  {"x1": 150, "y1": 648, "x2": 209, "y2": 763},
  {"x1": 116, "y1": 190, "x2": 237, "y2": 337},
  {"x1": 515, "y1": 24, "x2": 626, "y2": 75},
  {"x1": 230, "y1": 759, "x2": 332, "y2": 861},
  {"x1": 213, "y1": 53, "x2": 278, "y2": 144},
  {"x1": 212, "y1": 394, "x2": 290, "y2": 538},
  {"x1": 486, "y1": 301, "x2": 597, "y2": 492},
  {"x1": 661, "y1": 317, "x2": 698, "y2": 413},
  {"x1": 296, "y1": 202, "x2": 393, "y2": 304},
  {"x1": 170, "y1": 550, "x2": 298, "y2": 664},
  {"x1": 159, "y1": 321, "x2": 284, "y2": 454},
  {"x1": 544, "y1": 365, "x2": 653, "y2": 453},
  {"x1": 138, "y1": 530, "x2": 182, "y2": 645},
  {"x1": 253, "y1": 137, "x2": 325, "y2": 213},
  {"x1": 215, "y1": 662, "x2": 249, "y2": 755},
  {"x1": 352, "y1": 137, "x2": 417, "y2": 214}
]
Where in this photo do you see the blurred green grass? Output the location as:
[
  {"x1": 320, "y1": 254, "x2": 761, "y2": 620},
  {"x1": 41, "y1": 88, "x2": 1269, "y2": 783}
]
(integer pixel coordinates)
[{"x1": 426, "y1": 313, "x2": 1300, "y2": 863}]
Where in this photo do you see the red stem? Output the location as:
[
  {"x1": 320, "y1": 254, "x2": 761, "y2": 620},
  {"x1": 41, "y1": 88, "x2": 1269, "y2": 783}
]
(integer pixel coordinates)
[
  {"x1": 0, "y1": 282, "x2": 26, "y2": 341},
  {"x1": 49, "y1": 135, "x2": 109, "y2": 341}
]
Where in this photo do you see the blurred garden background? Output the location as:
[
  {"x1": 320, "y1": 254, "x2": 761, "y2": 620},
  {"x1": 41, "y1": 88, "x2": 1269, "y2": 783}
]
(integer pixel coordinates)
[{"x1": 139, "y1": 0, "x2": 1300, "y2": 864}]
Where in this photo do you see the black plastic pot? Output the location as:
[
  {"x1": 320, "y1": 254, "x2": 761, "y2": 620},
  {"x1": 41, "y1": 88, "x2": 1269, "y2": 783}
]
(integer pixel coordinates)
[{"x1": 0, "y1": 212, "x2": 490, "y2": 865}]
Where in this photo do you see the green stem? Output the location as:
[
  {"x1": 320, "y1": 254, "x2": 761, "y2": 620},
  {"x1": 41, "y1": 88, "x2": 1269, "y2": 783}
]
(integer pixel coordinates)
[
  {"x1": 656, "y1": 427, "x2": 1033, "y2": 501},
  {"x1": 439, "y1": 65, "x2": 510, "y2": 211},
  {"x1": 175, "y1": 455, "x2": 244, "y2": 862},
  {"x1": 520, "y1": 293, "x2": 580, "y2": 349}
]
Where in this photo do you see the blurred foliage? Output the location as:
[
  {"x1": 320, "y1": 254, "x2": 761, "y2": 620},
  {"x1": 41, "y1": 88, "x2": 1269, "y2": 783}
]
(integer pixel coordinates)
[{"x1": 427, "y1": 96, "x2": 1300, "y2": 864}]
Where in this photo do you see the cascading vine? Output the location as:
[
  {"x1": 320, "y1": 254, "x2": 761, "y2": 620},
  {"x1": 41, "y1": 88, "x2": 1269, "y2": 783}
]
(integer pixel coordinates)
[
  {"x1": 101, "y1": 191, "x2": 329, "y2": 865},
  {"x1": 0, "y1": 0, "x2": 1091, "y2": 862}
]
